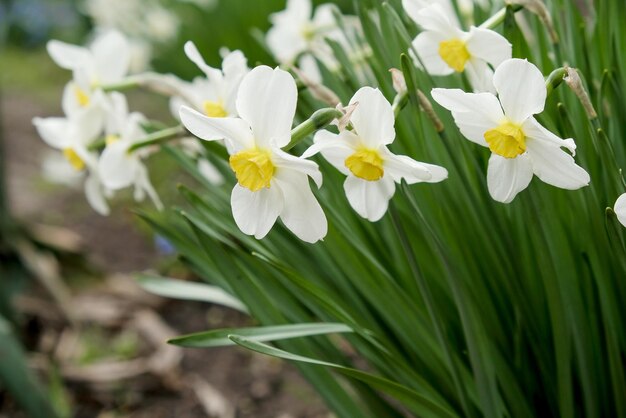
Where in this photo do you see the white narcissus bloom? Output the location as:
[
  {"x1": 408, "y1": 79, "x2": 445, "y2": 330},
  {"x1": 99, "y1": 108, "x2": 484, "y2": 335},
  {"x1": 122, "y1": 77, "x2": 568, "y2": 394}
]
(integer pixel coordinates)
[
  {"x1": 98, "y1": 93, "x2": 163, "y2": 209},
  {"x1": 614, "y1": 194, "x2": 626, "y2": 227},
  {"x1": 179, "y1": 66, "x2": 327, "y2": 243},
  {"x1": 33, "y1": 103, "x2": 112, "y2": 215},
  {"x1": 409, "y1": 3, "x2": 511, "y2": 92},
  {"x1": 432, "y1": 58, "x2": 590, "y2": 203},
  {"x1": 266, "y1": 0, "x2": 337, "y2": 66},
  {"x1": 47, "y1": 29, "x2": 131, "y2": 98},
  {"x1": 170, "y1": 41, "x2": 249, "y2": 119},
  {"x1": 303, "y1": 87, "x2": 448, "y2": 222}
]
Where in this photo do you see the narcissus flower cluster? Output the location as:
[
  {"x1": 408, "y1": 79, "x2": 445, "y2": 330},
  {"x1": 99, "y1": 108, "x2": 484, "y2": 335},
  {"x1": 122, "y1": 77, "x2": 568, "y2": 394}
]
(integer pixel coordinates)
[{"x1": 34, "y1": 0, "x2": 605, "y2": 243}]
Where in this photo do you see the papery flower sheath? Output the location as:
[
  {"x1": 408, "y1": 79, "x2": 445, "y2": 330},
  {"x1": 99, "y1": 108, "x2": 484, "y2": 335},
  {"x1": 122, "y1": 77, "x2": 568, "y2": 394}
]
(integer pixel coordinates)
[
  {"x1": 408, "y1": 2, "x2": 511, "y2": 92},
  {"x1": 179, "y1": 66, "x2": 327, "y2": 243},
  {"x1": 303, "y1": 87, "x2": 448, "y2": 222},
  {"x1": 432, "y1": 58, "x2": 590, "y2": 203}
]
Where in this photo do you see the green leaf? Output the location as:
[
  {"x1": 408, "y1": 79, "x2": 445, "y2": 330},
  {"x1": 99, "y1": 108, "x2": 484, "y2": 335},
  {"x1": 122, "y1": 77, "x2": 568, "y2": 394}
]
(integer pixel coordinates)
[
  {"x1": 228, "y1": 335, "x2": 459, "y2": 418},
  {"x1": 136, "y1": 274, "x2": 248, "y2": 313},
  {"x1": 169, "y1": 322, "x2": 353, "y2": 348},
  {"x1": 0, "y1": 315, "x2": 59, "y2": 418}
]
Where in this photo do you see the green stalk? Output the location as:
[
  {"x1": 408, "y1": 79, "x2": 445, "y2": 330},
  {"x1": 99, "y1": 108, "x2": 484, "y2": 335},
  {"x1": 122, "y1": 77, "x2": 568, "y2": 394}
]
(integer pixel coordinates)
[
  {"x1": 127, "y1": 125, "x2": 186, "y2": 153},
  {"x1": 284, "y1": 108, "x2": 342, "y2": 151},
  {"x1": 479, "y1": 4, "x2": 524, "y2": 29}
]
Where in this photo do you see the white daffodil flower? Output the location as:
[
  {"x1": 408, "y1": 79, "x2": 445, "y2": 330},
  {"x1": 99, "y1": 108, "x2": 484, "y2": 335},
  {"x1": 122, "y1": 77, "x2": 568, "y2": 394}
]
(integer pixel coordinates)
[
  {"x1": 303, "y1": 87, "x2": 448, "y2": 222},
  {"x1": 47, "y1": 29, "x2": 131, "y2": 100},
  {"x1": 33, "y1": 104, "x2": 112, "y2": 215},
  {"x1": 409, "y1": 2, "x2": 511, "y2": 92},
  {"x1": 180, "y1": 66, "x2": 327, "y2": 243},
  {"x1": 432, "y1": 58, "x2": 590, "y2": 203},
  {"x1": 266, "y1": 0, "x2": 337, "y2": 66},
  {"x1": 98, "y1": 93, "x2": 163, "y2": 209},
  {"x1": 170, "y1": 41, "x2": 249, "y2": 119},
  {"x1": 614, "y1": 194, "x2": 626, "y2": 228}
]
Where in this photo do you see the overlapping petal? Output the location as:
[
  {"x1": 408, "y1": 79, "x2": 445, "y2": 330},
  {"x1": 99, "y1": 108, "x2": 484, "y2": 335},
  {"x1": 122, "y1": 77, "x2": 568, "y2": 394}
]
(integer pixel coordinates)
[
  {"x1": 231, "y1": 183, "x2": 284, "y2": 239},
  {"x1": 274, "y1": 171, "x2": 327, "y2": 243},
  {"x1": 526, "y1": 139, "x2": 590, "y2": 189},
  {"x1": 180, "y1": 106, "x2": 254, "y2": 153},
  {"x1": 487, "y1": 153, "x2": 534, "y2": 203},
  {"x1": 236, "y1": 66, "x2": 297, "y2": 148},
  {"x1": 344, "y1": 175, "x2": 396, "y2": 222},
  {"x1": 349, "y1": 87, "x2": 395, "y2": 147},
  {"x1": 493, "y1": 59, "x2": 546, "y2": 123}
]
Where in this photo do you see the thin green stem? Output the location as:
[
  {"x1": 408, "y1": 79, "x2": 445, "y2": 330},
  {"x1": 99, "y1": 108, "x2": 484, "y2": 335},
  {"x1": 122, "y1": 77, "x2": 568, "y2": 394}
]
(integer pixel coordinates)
[
  {"x1": 284, "y1": 108, "x2": 342, "y2": 151},
  {"x1": 128, "y1": 125, "x2": 186, "y2": 153},
  {"x1": 479, "y1": 4, "x2": 524, "y2": 29}
]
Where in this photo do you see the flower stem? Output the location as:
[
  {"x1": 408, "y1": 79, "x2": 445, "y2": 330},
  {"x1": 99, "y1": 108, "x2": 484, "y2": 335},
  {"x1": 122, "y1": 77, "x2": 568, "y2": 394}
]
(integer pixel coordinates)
[
  {"x1": 128, "y1": 125, "x2": 186, "y2": 153},
  {"x1": 284, "y1": 108, "x2": 343, "y2": 151},
  {"x1": 479, "y1": 4, "x2": 523, "y2": 29}
]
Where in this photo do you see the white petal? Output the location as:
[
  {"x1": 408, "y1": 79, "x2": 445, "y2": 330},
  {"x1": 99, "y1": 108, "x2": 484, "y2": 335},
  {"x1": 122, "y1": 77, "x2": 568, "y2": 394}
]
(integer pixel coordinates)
[
  {"x1": 91, "y1": 30, "x2": 131, "y2": 83},
  {"x1": 522, "y1": 117, "x2": 576, "y2": 154},
  {"x1": 283, "y1": 0, "x2": 312, "y2": 22},
  {"x1": 464, "y1": 59, "x2": 495, "y2": 93},
  {"x1": 184, "y1": 41, "x2": 221, "y2": 80},
  {"x1": 381, "y1": 150, "x2": 433, "y2": 183},
  {"x1": 274, "y1": 172, "x2": 327, "y2": 243},
  {"x1": 231, "y1": 184, "x2": 283, "y2": 239},
  {"x1": 197, "y1": 158, "x2": 225, "y2": 186},
  {"x1": 179, "y1": 106, "x2": 254, "y2": 153},
  {"x1": 526, "y1": 139, "x2": 590, "y2": 190},
  {"x1": 412, "y1": 2, "x2": 460, "y2": 34},
  {"x1": 493, "y1": 58, "x2": 546, "y2": 123},
  {"x1": 74, "y1": 103, "x2": 106, "y2": 145},
  {"x1": 236, "y1": 66, "x2": 297, "y2": 148},
  {"x1": 47, "y1": 40, "x2": 91, "y2": 70},
  {"x1": 266, "y1": 25, "x2": 308, "y2": 64},
  {"x1": 411, "y1": 31, "x2": 455, "y2": 76},
  {"x1": 304, "y1": 130, "x2": 358, "y2": 176},
  {"x1": 431, "y1": 88, "x2": 504, "y2": 146},
  {"x1": 134, "y1": 164, "x2": 163, "y2": 210},
  {"x1": 98, "y1": 141, "x2": 139, "y2": 189},
  {"x1": 32, "y1": 117, "x2": 70, "y2": 149},
  {"x1": 343, "y1": 175, "x2": 396, "y2": 222},
  {"x1": 465, "y1": 27, "x2": 512, "y2": 68},
  {"x1": 614, "y1": 193, "x2": 626, "y2": 228},
  {"x1": 349, "y1": 87, "x2": 395, "y2": 147},
  {"x1": 418, "y1": 162, "x2": 449, "y2": 183},
  {"x1": 272, "y1": 149, "x2": 323, "y2": 187},
  {"x1": 84, "y1": 174, "x2": 110, "y2": 216},
  {"x1": 486, "y1": 153, "x2": 533, "y2": 203}
]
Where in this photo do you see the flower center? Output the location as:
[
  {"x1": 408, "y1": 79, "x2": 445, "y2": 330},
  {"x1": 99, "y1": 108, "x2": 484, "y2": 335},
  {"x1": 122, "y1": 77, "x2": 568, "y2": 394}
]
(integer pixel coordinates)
[
  {"x1": 203, "y1": 100, "x2": 228, "y2": 118},
  {"x1": 74, "y1": 86, "x2": 90, "y2": 107},
  {"x1": 484, "y1": 122, "x2": 526, "y2": 159},
  {"x1": 345, "y1": 148, "x2": 384, "y2": 181},
  {"x1": 63, "y1": 148, "x2": 85, "y2": 171},
  {"x1": 229, "y1": 148, "x2": 275, "y2": 191},
  {"x1": 438, "y1": 39, "x2": 470, "y2": 72}
]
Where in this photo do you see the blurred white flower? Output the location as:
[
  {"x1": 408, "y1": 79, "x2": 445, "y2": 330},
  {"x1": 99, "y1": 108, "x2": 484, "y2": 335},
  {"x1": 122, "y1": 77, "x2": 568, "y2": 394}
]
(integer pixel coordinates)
[
  {"x1": 82, "y1": 0, "x2": 180, "y2": 71},
  {"x1": 98, "y1": 93, "x2": 163, "y2": 209},
  {"x1": 33, "y1": 103, "x2": 112, "y2": 215},
  {"x1": 614, "y1": 193, "x2": 626, "y2": 227},
  {"x1": 180, "y1": 66, "x2": 327, "y2": 243},
  {"x1": 432, "y1": 58, "x2": 590, "y2": 203},
  {"x1": 409, "y1": 2, "x2": 511, "y2": 92},
  {"x1": 304, "y1": 87, "x2": 448, "y2": 221},
  {"x1": 47, "y1": 29, "x2": 131, "y2": 91},
  {"x1": 41, "y1": 151, "x2": 84, "y2": 187},
  {"x1": 170, "y1": 41, "x2": 249, "y2": 119}
]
